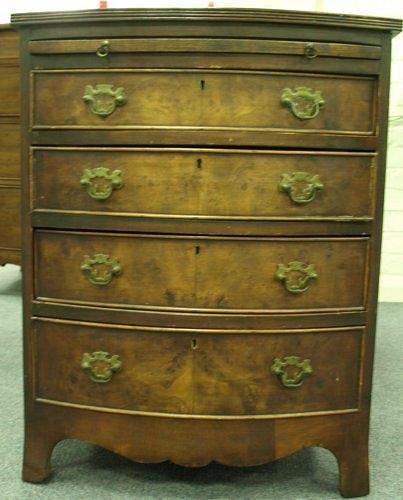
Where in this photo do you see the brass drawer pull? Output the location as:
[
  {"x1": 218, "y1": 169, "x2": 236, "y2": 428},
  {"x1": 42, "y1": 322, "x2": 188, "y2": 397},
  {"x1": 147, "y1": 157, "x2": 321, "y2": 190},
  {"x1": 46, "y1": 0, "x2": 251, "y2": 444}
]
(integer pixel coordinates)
[
  {"x1": 271, "y1": 356, "x2": 313, "y2": 388},
  {"x1": 281, "y1": 86, "x2": 325, "y2": 120},
  {"x1": 81, "y1": 253, "x2": 122, "y2": 286},
  {"x1": 304, "y1": 43, "x2": 318, "y2": 59},
  {"x1": 83, "y1": 84, "x2": 127, "y2": 117},
  {"x1": 81, "y1": 351, "x2": 122, "y2": 383},
  {"x1": 80, "y1": 167, "x2": 124, "y2": 200},
  {"x1": 96, "y1": 40, "x2": 110, "y2": 57},
  {"x1": 275, "y1": 261, "x2": 317, "y2": 294},
  {"x1": 279, "y1": 171, "x2": 323, "y2": 204}
]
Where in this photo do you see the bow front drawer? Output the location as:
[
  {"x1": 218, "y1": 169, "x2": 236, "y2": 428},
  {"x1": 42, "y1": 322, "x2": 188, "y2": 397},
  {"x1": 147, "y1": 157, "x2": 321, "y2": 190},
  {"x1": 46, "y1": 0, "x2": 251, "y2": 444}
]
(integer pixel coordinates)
[
  {"x1": 31, "y1": 70, "x2": 376, "y2": 147},
  {"x1": 32, "y1": 148, "x2": 375, "y2": 221},
  {"x1": 34, "y1": 318, "x2": 363, "y2": 416},
  {"x1": 34, "y1": 231, "x2": 369, "y2": 313}
]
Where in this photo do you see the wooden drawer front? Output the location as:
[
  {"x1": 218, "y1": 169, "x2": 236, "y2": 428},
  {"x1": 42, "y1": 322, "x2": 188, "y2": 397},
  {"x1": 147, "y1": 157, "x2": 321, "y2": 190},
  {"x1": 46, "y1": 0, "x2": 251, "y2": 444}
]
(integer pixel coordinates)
[
  {"x1": 193, "y1": 328, "x2": 363, "y2": 415},
  {"x1": 0, "y1": 186, "x2": 21, "y2": 250},
  {"x1": 33, "y1": 148, "x2": 375, "y2": 220},
  {"x1": 34, "y1": 318, "x2": 363, "y2": 416},
  {"x1": 0, "y1": 67, "x2": 19, "y2": 115},
  {"x1": 29, "y1": 38, "x2": 381, "y2": 60},
  {"x1": 35, "y1": 231, "x2": 368, "y2": 313},
  {"x1": 0, "y1": 123, "x2": 20, "y2": 178},
  {"x1": 32, "y1": 70, "x2": 375, "y2": 135},
  {"x1": 34, "y1": 320, "x2": 193, "y2": 414}
]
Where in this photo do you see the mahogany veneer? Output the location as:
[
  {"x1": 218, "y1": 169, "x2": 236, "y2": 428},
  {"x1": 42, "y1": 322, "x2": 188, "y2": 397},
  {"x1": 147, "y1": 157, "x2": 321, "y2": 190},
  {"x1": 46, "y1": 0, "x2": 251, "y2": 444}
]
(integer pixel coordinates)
[{"x1": 12, "y1": 8, "x2": 401, "y2": 497}]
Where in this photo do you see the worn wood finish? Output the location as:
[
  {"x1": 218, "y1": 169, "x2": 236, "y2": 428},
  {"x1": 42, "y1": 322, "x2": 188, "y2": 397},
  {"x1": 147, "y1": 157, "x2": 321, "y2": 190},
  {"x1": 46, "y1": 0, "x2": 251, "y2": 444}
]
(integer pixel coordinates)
[
  {"x1": 30, "y1": 127, "x2": 378, "y2": 151},
  {"x1": 32, "y1": 300, "x2": 368, "y2": 330},
  {"x1": 0, "y1": 25, "x2": 19, "y2": 60},
  {"x1": 34, "y1": 231, "x2": 369, "y2": 313},
  {"x1": 0, "y1": 26, "x2": 21, "y2": 266},
  {"x1": 12, "y1": 8, "x2": 401, "y2": 498},
  {"x1": 31, "y1": 53, "x2": 381, "y2": 76},
  {"x1": 34, "y1": 318, "x2": 363, "y2": 416},
  {"x1": 0, "y1": 185, "x2": 21, "y2": 264},
  {"x1": 12, "y1": 8, "x2": 401, "y2": 33},
  {"x1": 22, "y1": 401, "x2": 370, "y2": 493},
  {"x1": 32, "y1": 70, "x2": 375, "y2": 137},
  {"x1": 31, "y1": 211, "x2": 374, "y2": 237},
  {"x1": 0, "y1": 67, "x2": 20, "y2": 115},
  {"x1": 32, "y1": 148, "x2": 376, "y2": 220},
  {"x1": 0, "y1": 123, "x2": 20, "y2": 178},
  {"x1": 29, "y1": 38, "x2": 382, "y2": 59},
  {"x1": 35, "y1": 319, "x2": 194, "y2": 415},
  {"x1": 192, "y1": 327, "x2": 363, "y2": 416}
]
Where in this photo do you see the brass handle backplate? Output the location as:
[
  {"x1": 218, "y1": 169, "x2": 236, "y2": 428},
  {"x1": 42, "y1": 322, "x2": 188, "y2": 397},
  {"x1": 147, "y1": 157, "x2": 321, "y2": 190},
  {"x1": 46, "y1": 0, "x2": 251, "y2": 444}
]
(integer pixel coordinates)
[
  {"x1": 81, "y1": 351, "x2": 122, "y2": 383},
  {"x1": 281, "y1": 86, "x2": 325, "y2": 120},
  {"x1": 83, "y1": 84, "x2": 127, "y2": 117},
  {"x1": 81, "y1": 253, "x2": 122, "y2": 286},
  {"x1": 279, "y1": 171, "x2": 323, "y2": 204},
  {"x1": 275, "y1": 261, "x2": 317, "y2": 294},
  {"x1": 80, "y1": 167, "x2": 124, "y2": 200},
  {"x1": 271, "y1": 356, "x2": 313, "y2": 388}
]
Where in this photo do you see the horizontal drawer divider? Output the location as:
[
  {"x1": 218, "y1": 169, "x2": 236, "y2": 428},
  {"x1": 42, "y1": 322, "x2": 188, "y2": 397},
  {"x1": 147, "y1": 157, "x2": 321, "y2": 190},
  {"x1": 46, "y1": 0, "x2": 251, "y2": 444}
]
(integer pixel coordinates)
[
  {"x1": 34, "y1": 296, "x2": 366, "y2": 315},
  {"x1": 32, "y1": 301, "x2": 368, "y2": 330},
  {"x1": 32, "y1": 210, "x2": 374, "y2": 222},
  {"x1": 33, "y1": 316, "x2": 366, "y2": 334}
]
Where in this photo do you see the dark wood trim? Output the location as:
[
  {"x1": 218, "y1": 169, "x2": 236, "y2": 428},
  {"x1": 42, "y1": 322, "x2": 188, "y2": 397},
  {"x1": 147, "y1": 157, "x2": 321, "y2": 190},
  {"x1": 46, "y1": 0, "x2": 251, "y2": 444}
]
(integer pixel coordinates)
[
  {"x1": 31, "y1": 211, "x2": 373, "y2": 236},
  {"x1": 360, "y1": 33, "x2": 392, "y2": 408},
  {"x1": 32, "y1": 300, "x2": 367, "y2": 330},
  {"x1": 11, "y1": 8, "x2": 402, "y2": 34},
  {"x1": 29, "y1": 38, "x2": 382, "y2": 59},
  {"x1": 30, "y1": 129, "x2": 378, "y2": 150},
  {"x1": 36, "y1": 397, "x2": 359, "y2": 420},
  {"x1": 0, "y1": 178, "x2": 21, "y2": 188},
  {"x1": 30, "y1": 53, "x2": 381, "y2": 76},
  {"x1": 0, "y1": 247, "x2": 21, "y2": 266}
]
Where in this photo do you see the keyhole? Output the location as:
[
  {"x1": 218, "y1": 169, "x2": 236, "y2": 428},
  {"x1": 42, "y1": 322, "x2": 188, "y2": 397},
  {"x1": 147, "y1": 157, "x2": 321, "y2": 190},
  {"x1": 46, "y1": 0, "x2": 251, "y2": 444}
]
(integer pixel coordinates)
[
  {"x1": 197, "y1": 158, "x2": 202, "y2": 169},
  {"x1": 195, "y1": 245, "x2": 200, "y2": 255},
  {"x1": 191, "y1": 338, "x2": 198, "y2": 350},
  {"x1": 200, "y1": 79, "x2": 205, "y2": 90}
]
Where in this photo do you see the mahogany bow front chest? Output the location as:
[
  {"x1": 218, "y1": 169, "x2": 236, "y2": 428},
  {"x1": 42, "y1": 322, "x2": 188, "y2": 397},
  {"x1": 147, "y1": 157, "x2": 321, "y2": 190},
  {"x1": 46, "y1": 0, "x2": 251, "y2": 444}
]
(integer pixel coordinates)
[{"x1": 11, "y1": 8, "x2": 401, "y2": 497}]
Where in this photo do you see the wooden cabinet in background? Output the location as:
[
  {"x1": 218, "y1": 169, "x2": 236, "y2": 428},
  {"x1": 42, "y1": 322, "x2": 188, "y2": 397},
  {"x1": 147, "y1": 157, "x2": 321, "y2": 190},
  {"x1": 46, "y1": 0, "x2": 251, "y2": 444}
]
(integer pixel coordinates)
[{"x1": 0, "y1": 25, "x2": 20, "y2": 266}]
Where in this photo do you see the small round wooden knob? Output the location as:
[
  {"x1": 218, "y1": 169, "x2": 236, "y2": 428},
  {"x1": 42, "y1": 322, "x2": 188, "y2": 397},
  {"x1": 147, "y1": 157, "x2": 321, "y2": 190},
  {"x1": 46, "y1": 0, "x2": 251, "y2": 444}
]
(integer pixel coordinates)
[{"x1": 304, "y1": 43, "x2": 318, "y2": 59}]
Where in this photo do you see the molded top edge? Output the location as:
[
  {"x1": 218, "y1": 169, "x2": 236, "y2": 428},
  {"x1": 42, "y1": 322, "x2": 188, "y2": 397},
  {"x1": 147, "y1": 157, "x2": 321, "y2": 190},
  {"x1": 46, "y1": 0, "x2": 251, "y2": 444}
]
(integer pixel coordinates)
[{"x1": 10, "y1": 8, "x2": 402, "y2": 34}]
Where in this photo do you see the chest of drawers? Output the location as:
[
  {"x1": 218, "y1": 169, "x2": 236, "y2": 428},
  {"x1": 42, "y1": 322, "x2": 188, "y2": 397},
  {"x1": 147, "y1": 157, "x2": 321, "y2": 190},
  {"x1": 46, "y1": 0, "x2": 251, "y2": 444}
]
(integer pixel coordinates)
[
  {"x1": 12, "y1": 8, "x2": 401, "y2": 497},
  {"x1": 0, "y1": 25, "x2": 20, "y2": 266}
]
